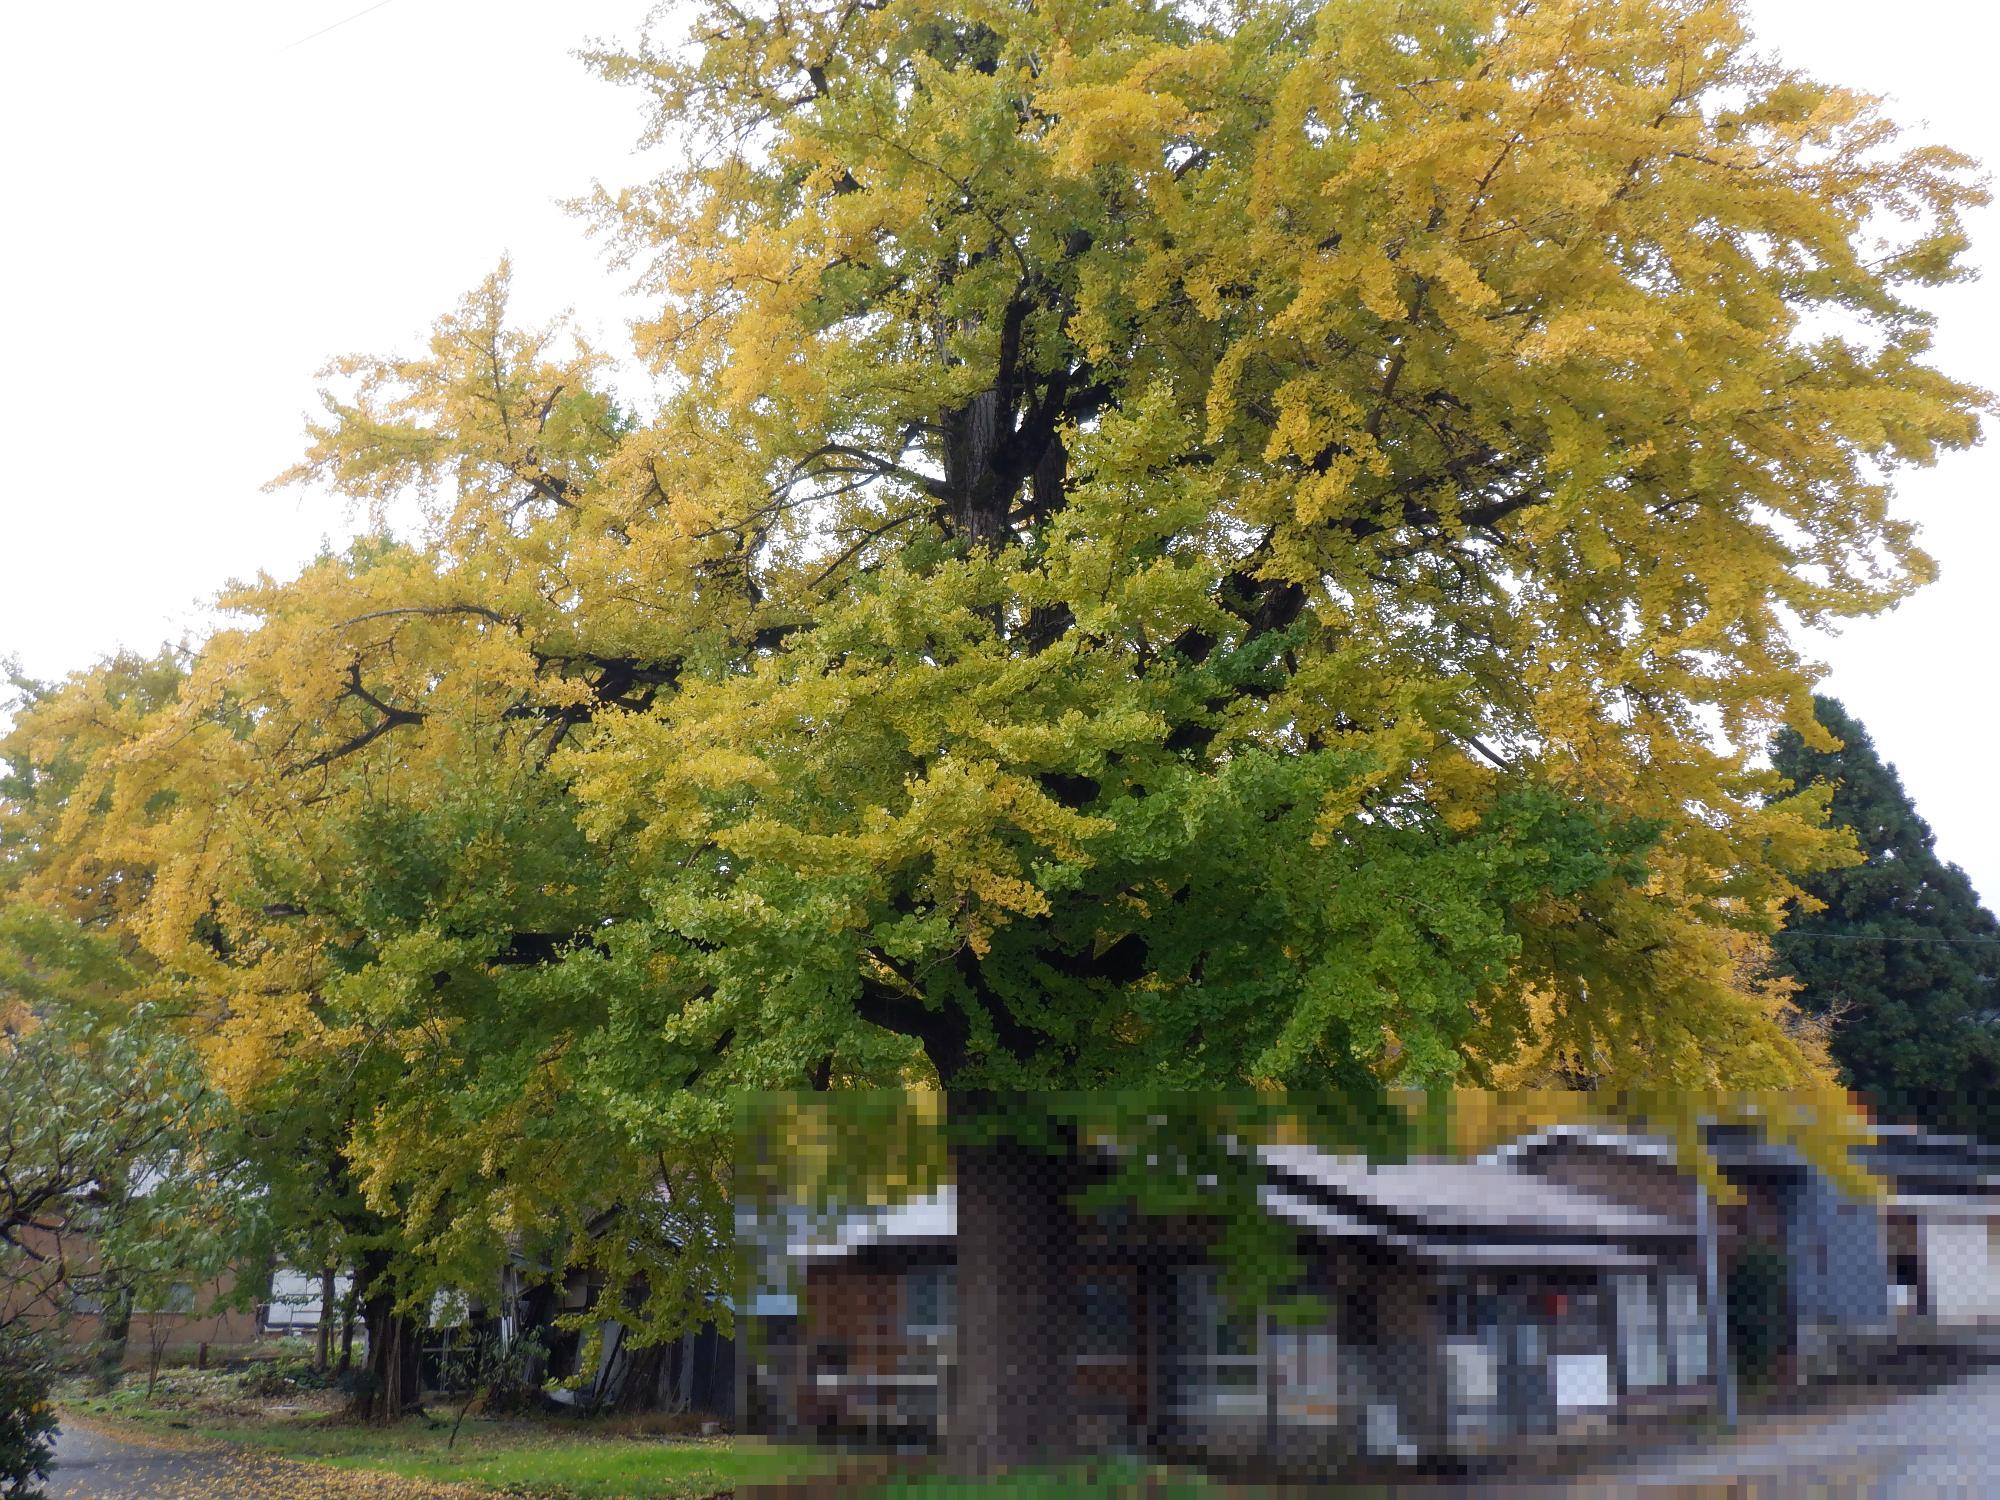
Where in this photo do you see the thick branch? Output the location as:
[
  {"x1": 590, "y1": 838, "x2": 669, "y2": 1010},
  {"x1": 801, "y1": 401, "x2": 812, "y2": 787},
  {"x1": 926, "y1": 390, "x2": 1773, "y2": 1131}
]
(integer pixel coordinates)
[{"x1": 289, "y1": 661, "x2": 426, "y2": 774}]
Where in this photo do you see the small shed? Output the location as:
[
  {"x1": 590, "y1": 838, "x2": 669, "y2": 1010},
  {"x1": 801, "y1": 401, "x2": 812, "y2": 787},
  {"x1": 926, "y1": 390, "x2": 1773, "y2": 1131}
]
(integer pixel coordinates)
[
  {"x1": 1859, "y1": 1127, "x2": 2000, "y2": 1329},
  {"x1": 1492, "y1": 1121, "x2": 1895, "y2": 1382}
]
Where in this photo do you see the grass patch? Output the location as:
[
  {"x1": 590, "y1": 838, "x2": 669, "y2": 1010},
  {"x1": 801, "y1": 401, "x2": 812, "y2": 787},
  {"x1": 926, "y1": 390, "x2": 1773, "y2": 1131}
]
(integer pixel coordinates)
[
  {"x1": 60, "y1": 1365, "x2": 1219, "y2": 1497},
  {"x1": 64, "y1": 1384, "x2": 837, "y2": 1497},
  {"x1": 305, "y1": 1426, "x2": 830, "y2": 1496}
]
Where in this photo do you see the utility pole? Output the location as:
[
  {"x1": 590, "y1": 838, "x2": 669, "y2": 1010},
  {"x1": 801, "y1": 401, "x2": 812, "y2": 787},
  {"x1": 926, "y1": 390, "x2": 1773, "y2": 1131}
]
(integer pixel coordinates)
[{"x1": 1698, "y1": 1179, "x2": 1736, "y2": 1429}]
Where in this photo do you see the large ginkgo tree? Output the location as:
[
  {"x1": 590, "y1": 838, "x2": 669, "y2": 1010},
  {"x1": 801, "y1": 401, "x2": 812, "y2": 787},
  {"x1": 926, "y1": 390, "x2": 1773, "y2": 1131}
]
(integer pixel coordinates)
[
  {"x1": 555, "y1": 0, "x2": 1984, "y2": 1459},
  {"x1": 5, "y1": 0, "x2": 1988, "y2": 1466}
]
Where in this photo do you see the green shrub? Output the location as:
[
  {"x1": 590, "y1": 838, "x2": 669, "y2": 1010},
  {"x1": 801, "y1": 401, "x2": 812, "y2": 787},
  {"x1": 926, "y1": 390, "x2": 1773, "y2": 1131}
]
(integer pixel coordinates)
[
  {"x1": 0, "y1": 1331, "x2": 58, "y2": 1500},
  {"x1": 241, "y1": 1353, "x2": 338, "y2": 1398}
]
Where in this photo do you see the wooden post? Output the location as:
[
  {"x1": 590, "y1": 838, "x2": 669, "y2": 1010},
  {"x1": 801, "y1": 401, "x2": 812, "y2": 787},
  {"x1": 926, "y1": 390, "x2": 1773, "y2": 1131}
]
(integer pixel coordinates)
[
  {"x1": 733, "y1": 1313, "x2": 750, "y2": 1432},
  {"x1": 1698, "y1": 1181, "x2": 1736, "y2": 1429},
  {"x1": 1262, "y1": 1306, "x2": 1277, "y2": 1463},
  {"x1": 1141, "y1": 1264, "x2": 1160, "y2": 1453}
]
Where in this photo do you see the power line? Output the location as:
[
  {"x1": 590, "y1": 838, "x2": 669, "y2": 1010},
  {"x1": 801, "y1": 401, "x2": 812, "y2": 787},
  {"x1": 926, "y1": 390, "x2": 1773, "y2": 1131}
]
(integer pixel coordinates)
[
  {"x1": 276, "y1": 0, "x2": 400, "y2": 54},
  {"x1": 1776, "y1": 930, "x2": 2000, "y2": 948}
]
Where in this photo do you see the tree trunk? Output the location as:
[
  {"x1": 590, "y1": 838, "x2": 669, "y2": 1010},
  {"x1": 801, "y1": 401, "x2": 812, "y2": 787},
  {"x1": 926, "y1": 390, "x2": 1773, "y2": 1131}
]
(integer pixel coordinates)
[
  {"x1": 315, "y1": 1267, "x2": 336, "y2": 1372},
  {"x1": 354, "y1": 1295, "x2": 422, "y2": 1422},
  {"x1": 92, "y1": 1283, "x2": 134, "y2": 1391},
  {"x1": 946, "y1": 1114, "x2": 1077, "y2": 1474},
  {"x1": 348, "y1": 1253, "x2": 421, "y2": 1422},
  {"x1": 675, "y1": 1331, "x2": 697, "y2": 1414},
  {"x1": 337, "y1": 1282, "x2": 359, "y2": 1376},
  {"x1": 144, "y1": 1321, "x2": 171, "y2": 1400}
]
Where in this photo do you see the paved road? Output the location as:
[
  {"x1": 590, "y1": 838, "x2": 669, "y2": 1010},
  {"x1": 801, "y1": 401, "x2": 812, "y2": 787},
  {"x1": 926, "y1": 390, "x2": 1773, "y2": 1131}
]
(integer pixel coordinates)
[
  {"x1": 1552, "y1": 1362, "x2": 2000, "y2": 1497},
  {"x1": 47, "y1": 1421, "x2": 247, "y2": 1500},
  {"x1": 47, "y1": 1416, "x2": 472, "y2": 1499}
]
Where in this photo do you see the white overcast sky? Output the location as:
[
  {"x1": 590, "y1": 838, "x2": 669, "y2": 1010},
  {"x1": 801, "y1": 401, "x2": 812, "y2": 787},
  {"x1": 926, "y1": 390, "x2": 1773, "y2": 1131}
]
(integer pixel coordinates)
[{"x1": 2, "y1": 1, "x2": 1995, "y2": 901}]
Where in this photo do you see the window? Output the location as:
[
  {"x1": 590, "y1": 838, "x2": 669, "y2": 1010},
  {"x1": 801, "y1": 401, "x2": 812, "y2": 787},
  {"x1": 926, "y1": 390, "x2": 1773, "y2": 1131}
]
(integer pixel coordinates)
[
  {"x1": 904, "y1": 1266, "x2": 955, "y2": 1335},
  {"x1": 1440, "y1": 1281, "x2": 1503, "y2": 1425},
  {"x1": 1614, "y1": 1275, "x2": 1667, "y2": 1391},
  {"x1": 1442, "y1": 1285, "x2": 1501, "y2": 1340},
  {"x1": 1078, "y1": 1276, "x2": 1134, "y2": 1358},
  {"x1": 1544, "y1": 1283, "x2": 1605, "y2": 1356},
  {"x1": 1169, "y1": 1266, "x2": 1262, "y2": 1416},
  {"x1": 140, "y1": 1282, "x2": 195, "y2": 1316},
  {"x1": 1664, "y1": 1273, "x2": 1708, "y2": 1384},
  {"x1": 1892, "y1": 1252, "x2": 1922, "y2": 1316},
  {"x1": 1271, "y1": 1327, "x2": 1340, "y2": 1425}
]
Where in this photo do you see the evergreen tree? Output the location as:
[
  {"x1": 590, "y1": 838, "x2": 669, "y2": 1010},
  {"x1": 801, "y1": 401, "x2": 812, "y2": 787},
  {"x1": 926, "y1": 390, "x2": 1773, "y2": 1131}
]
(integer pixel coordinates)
[{"x1": 1773, "y1": 697, "x2": 2000, "y2": 1139}]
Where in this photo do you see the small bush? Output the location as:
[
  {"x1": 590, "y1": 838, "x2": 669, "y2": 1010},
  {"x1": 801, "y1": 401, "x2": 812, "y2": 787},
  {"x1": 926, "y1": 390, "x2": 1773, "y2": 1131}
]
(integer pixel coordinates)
[
  {"x1": 240, "y1": 1354, "x2": 338, "y2": 1399},
  {"x1": 0, "y1": 1331, "x2": 59, "y2": 1500}
]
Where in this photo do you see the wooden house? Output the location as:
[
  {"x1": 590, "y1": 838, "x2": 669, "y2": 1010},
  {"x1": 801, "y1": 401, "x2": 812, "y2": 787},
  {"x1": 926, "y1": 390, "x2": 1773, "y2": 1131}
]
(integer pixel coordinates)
[{"x1": 785, "y1": 1145, "x2": 1721, "y2": 1466}]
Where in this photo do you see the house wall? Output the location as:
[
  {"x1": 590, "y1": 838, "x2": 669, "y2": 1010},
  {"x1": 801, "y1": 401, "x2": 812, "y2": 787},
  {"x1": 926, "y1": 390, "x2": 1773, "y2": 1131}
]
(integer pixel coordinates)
[
  {"x1": 802, "y1": 1257, "x2": 906, "y2": 1377},
  {"x1": 802, "y1": 1249, "x2": 1161, "y2": 1446},
  {"x1": 1786, "y1": 1174, "x2": 1890, "y2": 1332},
  {"x1": 1517, "y1": 1140, "x2": 1895, "y2": 1362},
  {"x1": 1720, "y1": 1175, "x2": 1790, "y2": 1261},
  {"x1": 37, "y1": 1284, "x2": 262, "y2": 1369},
  {"x1": 1919, "y1": 1214, "x2": 2000, "y2": 1325},
  {"x1": 799, "y1": 1253, "x2": 949, "y2": 1437},
  {"x1": 3, "y1": 1226, "x2": 263, "y2": 1367}
]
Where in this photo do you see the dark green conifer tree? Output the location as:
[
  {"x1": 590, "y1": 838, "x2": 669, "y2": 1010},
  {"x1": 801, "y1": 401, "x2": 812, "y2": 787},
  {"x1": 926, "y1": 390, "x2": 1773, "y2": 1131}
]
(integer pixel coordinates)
[{"x1": 1773, "y1": 697, "x2": 2000, "y2": 1139}]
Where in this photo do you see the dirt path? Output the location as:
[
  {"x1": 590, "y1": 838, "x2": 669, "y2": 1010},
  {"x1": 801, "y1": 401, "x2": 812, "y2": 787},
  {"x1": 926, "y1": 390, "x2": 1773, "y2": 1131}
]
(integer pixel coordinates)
[{"x1": 49, "y1": 1413, "x2": 480, "y2": 1499}]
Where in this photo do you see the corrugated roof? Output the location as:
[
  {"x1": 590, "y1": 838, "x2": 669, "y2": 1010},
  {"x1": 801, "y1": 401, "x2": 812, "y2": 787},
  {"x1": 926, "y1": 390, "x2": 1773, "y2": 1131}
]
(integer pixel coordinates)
[
  {"x1": 1480, "y1": 1123, "x2": 1679, "y2": 1169},
  {"x1": 792, "y1": 1187, "x2": 957, "y2": 1259},
  {"x1": 1491, "y1": 1120, "x2": 2000, "y2": 1197},
  {"x1": 795, "y1": 1144, "x2": 1690, "y2": 1267},
  {"x1": 1258, "y1": 1144, "x2": 1686, "y2": 1238},
  {"x1": 1256, "y1": 1185, "x2": 1659, "y2": 1268}
]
